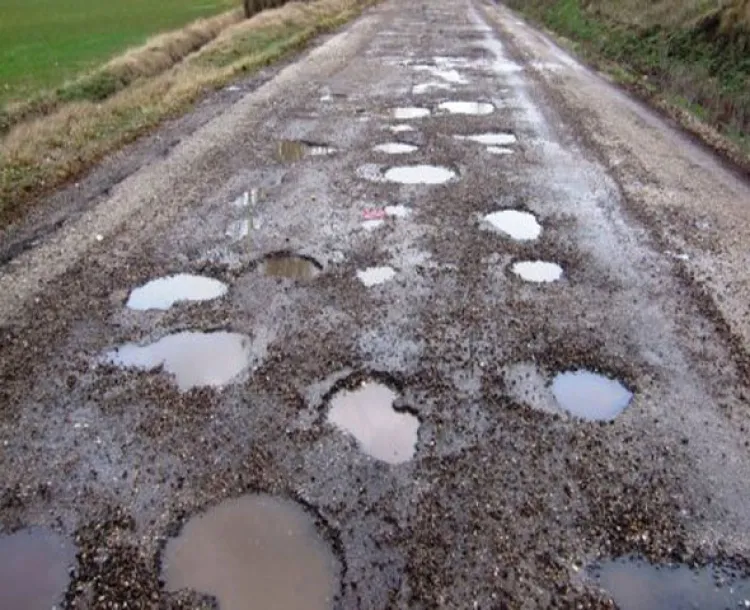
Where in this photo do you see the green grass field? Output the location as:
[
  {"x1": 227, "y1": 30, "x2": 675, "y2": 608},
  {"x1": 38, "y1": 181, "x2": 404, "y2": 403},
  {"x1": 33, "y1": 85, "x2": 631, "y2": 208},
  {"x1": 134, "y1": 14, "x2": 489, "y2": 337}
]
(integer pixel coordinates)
[{"x1": 0, "y1": 0, "x2": 236, "y2": 104}]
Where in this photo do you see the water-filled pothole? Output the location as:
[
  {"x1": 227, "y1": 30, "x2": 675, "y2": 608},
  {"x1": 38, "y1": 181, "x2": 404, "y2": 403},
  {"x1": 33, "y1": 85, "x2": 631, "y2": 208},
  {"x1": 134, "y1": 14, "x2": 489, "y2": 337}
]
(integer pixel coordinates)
[
  {"x1": 389, "y1": 124, "x2": 415, "y2": 133},
  {"x1": 552, "y1": 370, "x2": 632, "y2": 421},
  {"x1": 0, "y1": 528, "x2": 76, "y2": 610},
  {"x1": 327, "y1": 381, "x2": 419, "y2": 463},
  {"x1": 107, "y1": 331, "x2": 251, "y2": 391},
  {"x1": 487, "y1": 146, "x2": 514, "y2": 155},
  {"x1": 357, "y1": 266, "x2": 396, "y2": 287},
  {"x1": 438, "y1": 101, "x2": 494, "y2": 115},
  {"x1": 374, "y1": 142, "x2": 419, "y2": 154},
  {"x1": 483, "y1": 210, "x2": 541, "y2": 241},
  {"x1": 511, "y1": 261, "x2": 563, "y2": 283},
  {"x1": 412, "y1": 81, "x2": 453, "y2": 95},
  {"x1": 162, "y1": 495, "x2": 339, "y2": 610},
  {"x1": 276, "y1": 140, "x2": 336, "y2": 162},
  {"x1": 456, "y1": 132, "x2": 517, "y2": 146},
  {"x1": 392, "y1": 107, "x2": 430, "y2": 120},
  {"x1": 384, "y1": 165, "x2": 456, "y2": 185},
  {"x1": 126, "y1": 274, "x2": 228, "y2": 311},
  {"x1": 589, "y1": 556, "x2": 750, "y2": 610},
  {"x1": 412, "y1": 65, "x2": 469, "y2": 84},
  {"x1": 259, "y1": 253, "x2": 321, "y2": 280}
]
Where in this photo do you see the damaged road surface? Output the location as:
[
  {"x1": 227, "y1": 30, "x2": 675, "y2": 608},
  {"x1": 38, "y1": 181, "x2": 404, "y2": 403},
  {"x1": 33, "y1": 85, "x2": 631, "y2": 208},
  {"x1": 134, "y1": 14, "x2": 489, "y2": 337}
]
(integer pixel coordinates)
[{"x1": 2, "y1": 0, "x2": 750, "y2": 608}]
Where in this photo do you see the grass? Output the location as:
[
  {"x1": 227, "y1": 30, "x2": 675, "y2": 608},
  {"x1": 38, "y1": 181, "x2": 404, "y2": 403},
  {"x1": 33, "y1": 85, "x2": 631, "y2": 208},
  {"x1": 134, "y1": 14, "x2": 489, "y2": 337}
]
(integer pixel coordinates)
[
  {"x1": 0, "y1": 0, "x2": 237, "y2": 105},
  {"x1": 0, "y1": 0, "x2": 372, "y2": 229},
  {"x1": 504, "y1": 0, "x2": 750, "y2": 154}
]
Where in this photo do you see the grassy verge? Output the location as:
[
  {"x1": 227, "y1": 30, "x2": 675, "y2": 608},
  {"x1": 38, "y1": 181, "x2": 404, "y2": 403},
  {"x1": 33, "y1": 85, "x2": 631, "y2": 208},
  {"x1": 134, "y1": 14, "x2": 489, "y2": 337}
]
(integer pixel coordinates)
[
  {"x1": 502, "y1": 0, "x2": 750, "y2": 161},
  {"x1": 0, "y1": 0, "x2": 370, "y2": 230}
]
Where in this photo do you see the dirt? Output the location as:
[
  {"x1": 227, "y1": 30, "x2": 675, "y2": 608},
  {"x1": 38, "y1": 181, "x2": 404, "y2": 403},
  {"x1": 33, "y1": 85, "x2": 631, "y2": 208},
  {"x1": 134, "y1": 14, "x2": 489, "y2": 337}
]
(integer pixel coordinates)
[{"x1": 1, "y1": 0, "x2": 750, "y2": 608}]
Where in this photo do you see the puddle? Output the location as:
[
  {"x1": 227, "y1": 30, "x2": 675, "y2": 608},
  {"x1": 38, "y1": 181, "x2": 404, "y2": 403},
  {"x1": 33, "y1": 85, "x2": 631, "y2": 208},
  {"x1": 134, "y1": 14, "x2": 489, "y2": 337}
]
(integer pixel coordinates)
[
  {"x1": 162, "y1": 495, "x2": 339, "y2": 610},
  {"x1": 590, "y1": 556, "x2": 750, "y2": 610},
  {"x1": 551, "y1": 370, "x2": 632, "y2": 421},
  {"x1": 512, "y1": 261, "x2": 563, "y2": 283},
  {"x1": 456, "y1": 132, "x2": 517, "y2": 146},
  {"x1": 107, "y1": 331, "x2": 251, "y2": 391},
  {"x1": 392, "y1": 107, "x2": 430, "y2": 120},
  {"x1": 362, "y1": 219, "x2": 385, "y2": 231},
  {"x1": 487, "y1": 146, "x2": 514, "y2": 155},
  {"x1": 438, "y1": 101, "x2": 494, "y2": 115},
  {"x1": 276, "y1": 140, "x2": 336, "y2": 162},
  {"x1": 0, "y1": 528, "x2": 76, "y2": 610},
  {"x1": 412, "y1": 65, "x2": 469, "y2": 84},
  {"x1": 260, "y1": 254, "x2": 321, "y2": 280},
  {"x1": 126, "y1": 274, "x2": 228, "y2": 311},
  {"x1": 327, "y1": 381, "x2": 419, "y2": 463},
  {"x1": 357, "y1": 266, "x2": 396, "y2": 287},
  {"x1": 374, "y1": 142, "x2": 419, "y2": 154},
  {"x1": 389, "y1": 124, "x2": 415, "y2": 133},
  {"x1": 412, "y1": 81, "x2": 453, "y2": 95},
  {"x1": 385, "y1": 204, "x2": 410, "y2": 218},
  {"x1": 483, "y1": 210, "x2": 541, "y2": 241},
  {"x1": 384, "y1": 165, "x2": 456, "y2": 185}
]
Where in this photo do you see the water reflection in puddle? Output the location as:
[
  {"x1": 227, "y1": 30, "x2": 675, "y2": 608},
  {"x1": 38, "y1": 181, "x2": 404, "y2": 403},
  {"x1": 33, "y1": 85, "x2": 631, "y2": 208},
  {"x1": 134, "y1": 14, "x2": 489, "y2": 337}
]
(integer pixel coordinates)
[
  {"x1": 438, "y1": 101, "x2": 494, "y2": 115},
  {"x1": 385, "y1": 204, "x2": 410, "y2": 218},
  {"x1": 374, "y1": 142, "x2": 419, "y2": 154},
  {"x1": 107, "y1": 331, "x2": 251, "y2": 391},
  {"x1": 412, "y1": 82, "x2": 453, "y2": 95},
  {"x1": 162, "y1": 495, "x2": 339, "y2": 610},
  {"x1": 590, "y1": 556, "x2": 750, "y2": 610},
  {"x1": 0, "y1": 528, "x2": 76, "y2": 610},
  {"x1": 327, "y1": 382, "x2": 419, "y2": 463},
  {"x1": 384, "y1": 165, "x2": 456, "y2": 185},
  {"x1": 552, "y1": 370, "x2": 632, "y2": 421},
  {"x1": 357, "y1": 266, "x2": 396, "y2": 287},
  {"x1": 260, "y1": 254, "x2": 321, "y2": 280},
  {"x1": 483, "y1": 210, "x2": 541, "y2": 241},
  {"x1": 392, "y1": 107, "x2": 430, "y2": 120},
  {"x1": 276, "y1": 140, "x2": 336, "y2": 162},
  {"x1": 512, "y1": 261, "x2": 563, "y2": 283},
  {"x1": 126, "y1": 274, "x2": 228, "y2": 311},
  {"x1": 456, "y1": 132, "x2": 517, "y2": 146},
  {"x1": 487, "y1": 146, "x2": 514, "y2": 155},
  {"x1": 389, "y1": 124, "x2": 415, "y2": 133}
]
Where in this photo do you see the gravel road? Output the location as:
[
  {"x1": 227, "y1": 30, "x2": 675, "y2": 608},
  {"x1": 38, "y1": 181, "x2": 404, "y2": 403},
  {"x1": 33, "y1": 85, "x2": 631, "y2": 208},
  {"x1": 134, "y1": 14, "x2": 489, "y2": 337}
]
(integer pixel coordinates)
[{"x1": 1, "y1": 0, "x2": 750, "y2": 608}]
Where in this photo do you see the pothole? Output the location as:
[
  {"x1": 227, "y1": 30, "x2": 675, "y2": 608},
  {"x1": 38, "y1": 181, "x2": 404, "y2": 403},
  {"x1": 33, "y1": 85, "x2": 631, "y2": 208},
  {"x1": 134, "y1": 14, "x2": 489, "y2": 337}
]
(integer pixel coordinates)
[
  {"x1": 411, "y1": 65, "x2": 469, "y2": 84},
  {"x1": 0, "y1": 528, "x2": 76, "y2": 610},
  {"x1": 373, "y1": 142, "x2": 419, "y2": 154},
  {"x1": 327, "y1": 381, "x2": 419, "y2": 463},
  {"x1": 483, "y1": 210, "x2": 541, "y2": 241},
  {"x1": 389, "y1": 124, "x2": 415, "y2": 133},
  {"x1": 385, "y1": 204, "x2": 410, "y2": 218},
  {"x1": 392, "y1": 107, "x2": 430, "y2": 120},
  {"x1": 487, "y1": 146, "x2": 514, "y2": 155},
  {"x1": 412, "y1": 81, "x2": 454, "y2": 95},
  {"x1": 259, "y1": 253, "x2": 321, "y2": 280},
  {"x1": 455, "y1": 132, "x2": 517, "y2": 146},
  {"x1": 276, "y1": 140, "x2": 336, "y2": 162},
  {"x1": 438, "y1": 101, "x2": 494, "y2": 115},
  {"x1": 511, "y1": 261, "x2": 563, "y2": 283},
  {"x1": 551, "y1": 370, "x2": 633, "y2": 421},
  {"x1": 126, "y1": 274, "x2": 228, "y2": 311},
  {"x1": 162, "y1": 495, "x2": 339, "y2": 610},
  {"x1": 384, "y1": 165, "x2": 457, "y2": 185},
  {"x1": 589, "y1": 556, "x2": 750, "y2": 610},
  {"x1": 107, "y1": 331, "x2": 251, "y2": 391},
  {"x1": 357, "y1": 266, "x2": 396, "y2": 287}
]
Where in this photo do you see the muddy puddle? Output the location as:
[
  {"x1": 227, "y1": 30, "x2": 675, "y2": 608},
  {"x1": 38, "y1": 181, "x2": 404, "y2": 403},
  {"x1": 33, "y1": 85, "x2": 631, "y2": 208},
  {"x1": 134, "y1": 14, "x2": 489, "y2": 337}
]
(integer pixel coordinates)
[
  {"x1": 357, "y1": 266, "x2": 396, "y2": 287},
  {"x1": 126, "y1": 274, "x2": 228, "y2": 311},
  {"x1": 552, "y1": 370, "x2": 632, "y2": 421},
  {"x1": 456, "y1": 132, "x2": 517, "y2": 146},
  {"x1": 590, "y1": 556, "x2": 750, "y2": 610},
  {"x1": 438, "y1": 101, "x2": 494, "y2": 115},
  {"x1": 511, "y1": 261, "x2": 563, "y2": 283},
  {"x1": 0, "y1": 528, "x2": 76, "y2": 610},
  {"x1": 384, "y1": 165, "x2": 456, "y2": 185},
  {"x1": 392, "y1": 107, "x2": 430, "y2": 120},
  {"x1": 276, "y1": 140, "x2": 336, "y2": 162},
  {"x1": 389, "y1": 124, "x2": 416, "y2": 132},
  {"x1": 107, "y1": 331, "x2": 251, "y2": 391},
  {"x1": 162, "y1": 494, "x2": 339, "y2": 610},
  {"x1": 374, "y1": 142, "x2": 419, "y2": 154},
  {"x1": 483, "y1": 210, "x2": 541, "y2": 241},
  {"x1": 327, "y1": 381, "x2": 419, "y2": 463},
  {"x1": 260, "y1": 254, "x2": 321, "y2": 280}
]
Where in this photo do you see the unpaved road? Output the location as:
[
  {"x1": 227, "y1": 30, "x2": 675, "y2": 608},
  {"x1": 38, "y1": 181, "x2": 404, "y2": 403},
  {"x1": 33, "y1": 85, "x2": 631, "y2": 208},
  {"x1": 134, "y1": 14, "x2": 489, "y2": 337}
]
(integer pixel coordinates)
[{"x1": 2, "y1": 0, "x2": 750, "y2": 608}]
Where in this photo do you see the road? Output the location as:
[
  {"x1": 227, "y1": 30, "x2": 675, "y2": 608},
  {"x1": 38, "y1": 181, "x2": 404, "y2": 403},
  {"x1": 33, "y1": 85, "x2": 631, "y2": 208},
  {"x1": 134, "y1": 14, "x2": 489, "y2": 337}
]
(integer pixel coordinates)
[{"x1": 1, "y1": 0, "x2": 750, "y2": 608}]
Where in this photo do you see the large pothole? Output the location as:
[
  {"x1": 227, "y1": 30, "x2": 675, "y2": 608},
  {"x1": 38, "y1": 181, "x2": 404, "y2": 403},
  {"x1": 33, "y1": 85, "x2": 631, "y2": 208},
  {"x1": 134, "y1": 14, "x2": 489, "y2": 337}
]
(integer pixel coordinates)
[
  {"x1": 552, "y1": 370, "x2": 633, "y2": 421},
  {"x1": 126, "y1": 274, "x2": 227, "y2": 311},
  {"x1": 259, "y1": 253, "x2": 322, "y2": 280}
]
